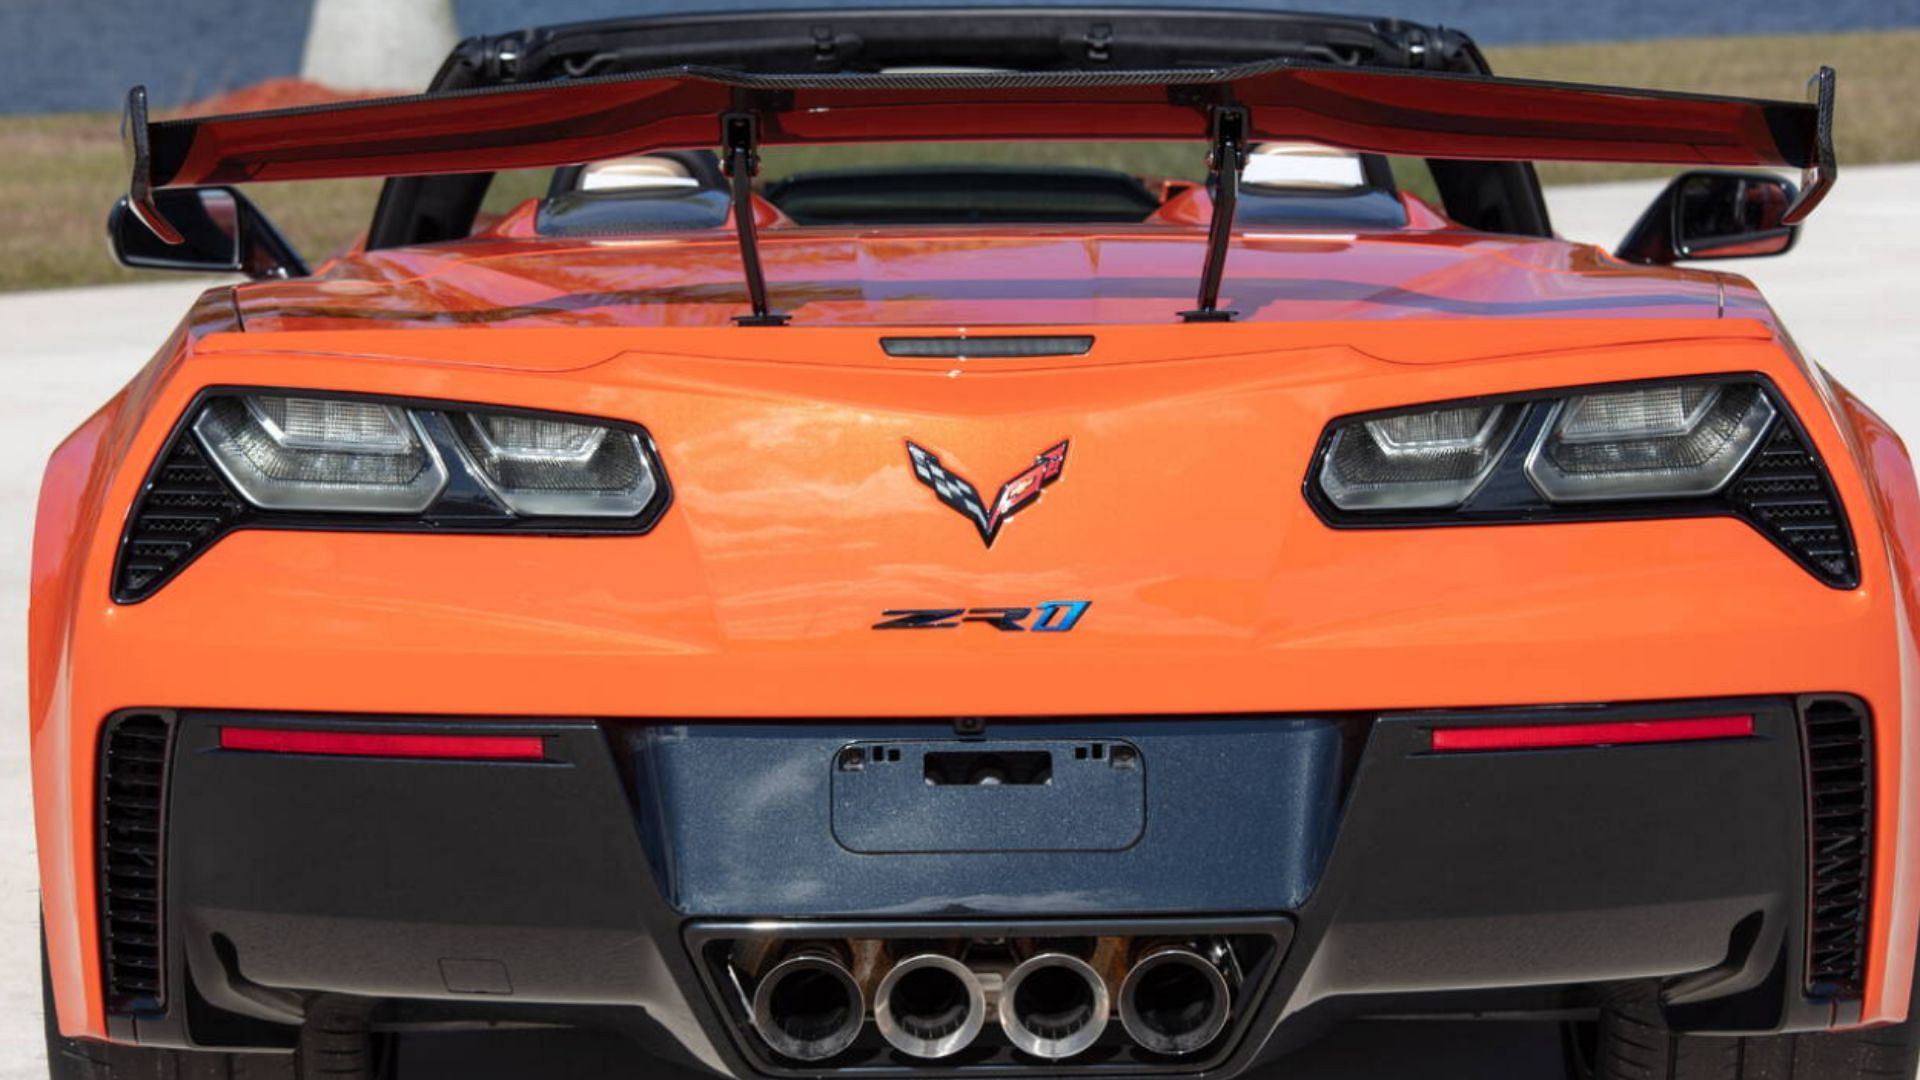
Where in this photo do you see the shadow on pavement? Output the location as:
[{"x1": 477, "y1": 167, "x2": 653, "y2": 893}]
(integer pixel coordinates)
[{"x1": 395, "y1": 1019, "x2": 1570, "y2": 1078}]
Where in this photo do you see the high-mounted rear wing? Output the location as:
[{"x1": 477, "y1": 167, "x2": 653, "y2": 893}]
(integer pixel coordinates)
[{"x1": 122, "y1": 61, "x2": 1836, "y2": 324}]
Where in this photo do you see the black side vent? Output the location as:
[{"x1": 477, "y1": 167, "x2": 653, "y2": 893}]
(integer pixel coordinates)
[
  {"x1": 880, "y1": 335, "x2": 1093, "y2": 358},
  {"x1": 1727, "y1": 422, "x2": 1859, "y2": 589},
  {"x1": 1801, "y1": 695, "x2": 1872, "y2": 998},
  {"x1": 99, "y1": 711, "x2": 173, "y2": 1013},
  {"x1": 113, "y1": 434, "x2": 246, "y2": 604}
]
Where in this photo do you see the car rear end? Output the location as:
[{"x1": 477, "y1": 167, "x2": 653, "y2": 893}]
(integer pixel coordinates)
[
  {"x1": 37, "y1": 10, "x2": 1912, "y2": 1080},
  {"x1": 38, "y1": 299, "x2": 1914, "y2": 1074}
]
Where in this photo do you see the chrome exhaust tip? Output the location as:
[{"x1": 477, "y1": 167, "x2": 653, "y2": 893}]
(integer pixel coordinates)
[
  {"x1": 997, "y1": 952, "x2": 1110, "y2": 1060},
  {"x1": 749, "y1": 949, "x2": 865, "y2": 1062},
  {"x1": 875, "y1": 953, "x2": 986, "y2": 1059},
  {"x1": 1117, "y1": 946, "x2": 1231, "y2": 1056}
]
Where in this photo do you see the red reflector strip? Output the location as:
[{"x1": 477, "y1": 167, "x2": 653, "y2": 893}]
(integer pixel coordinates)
[
  {"x1": 219, "y1": 727, "x2": 546, "y2": 761},
  {"x1": 1429, "y1": 715, "x2": 1754, "y2": 753}
]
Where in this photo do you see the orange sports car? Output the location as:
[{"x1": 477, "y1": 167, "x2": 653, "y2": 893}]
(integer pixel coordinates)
[{"x1": 32, "y1": 7, "x2": 1913, "y2": 1080}]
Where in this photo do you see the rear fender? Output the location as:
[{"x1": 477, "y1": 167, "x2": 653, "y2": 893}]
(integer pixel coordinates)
[
  {"x1": 1825, "y1": 377, "x2": 1920, "y2": 1027},
  {"x1": 31, "y1": 287, "x2": 237, "y2": 1040}
]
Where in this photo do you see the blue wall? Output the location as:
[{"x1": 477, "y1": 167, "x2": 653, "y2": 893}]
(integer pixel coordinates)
[
  {"x1": 7, "y1": 3, "x2": 313, "y2": 114},
  {"x1": 7, "y1": 0, "x2": 1919, "y2": 114}
]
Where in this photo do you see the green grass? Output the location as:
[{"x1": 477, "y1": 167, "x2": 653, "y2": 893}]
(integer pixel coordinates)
[
  {"x1": 1, "y1": 29, "x2": 1911, "y2": 291},
  {"x1": 1484, "y1": 30, "x2": 1919, "y2": 185},
  {"x1": 0, "y1": 110, "x2": 385, "y2": 291},
  {"x1": 759, "y1": 141, "x2": 1207, "y2": 182}
]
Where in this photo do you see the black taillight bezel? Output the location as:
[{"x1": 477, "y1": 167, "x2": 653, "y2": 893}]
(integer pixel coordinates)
[
  {"x1": 112, "y1": 387, "x2": 674, "y2": 604},
  {"x1": 1303, "y1": 372, "x2": 1859, "y2": 589}
]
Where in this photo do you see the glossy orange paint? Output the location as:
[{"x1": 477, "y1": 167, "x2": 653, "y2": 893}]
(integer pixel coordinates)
[
  {"x1": 232, "y1": 222, "x2": 1749, "y2": 331},
  {"x1": 31, "y1": 225, "x2": 1920, "y2": 1041}
]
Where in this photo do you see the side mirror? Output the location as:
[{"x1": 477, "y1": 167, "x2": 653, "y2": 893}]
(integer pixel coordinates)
[
  {"x1": 1614, "y1": 171, "x2": 1799, "y2": 265},
  {"x1": 108, "y1": 187, "x2": 308, "y2": 279}
]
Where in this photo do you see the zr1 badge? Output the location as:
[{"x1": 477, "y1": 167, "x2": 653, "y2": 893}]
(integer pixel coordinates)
[{"x1": 873, "y1": 600, "x2": 1091, "y2": 632}]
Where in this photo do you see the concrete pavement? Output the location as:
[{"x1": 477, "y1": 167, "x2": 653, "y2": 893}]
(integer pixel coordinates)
[{"x1": 0, "y1": 165, "x2": 1912, "y2": 1075}]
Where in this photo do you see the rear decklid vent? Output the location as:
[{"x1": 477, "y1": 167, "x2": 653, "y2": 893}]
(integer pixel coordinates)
[
  {"x1": 1801, "y1": 695, "x2": 1871, "y2": 998},
  {"x1": 99, "y1": 710, "x2": 173, "y2": 1012}
]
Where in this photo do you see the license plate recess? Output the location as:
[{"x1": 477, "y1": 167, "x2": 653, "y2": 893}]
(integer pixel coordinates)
[{"x1": 830, "y1": 737, "x2": 1144, "y2": 853}]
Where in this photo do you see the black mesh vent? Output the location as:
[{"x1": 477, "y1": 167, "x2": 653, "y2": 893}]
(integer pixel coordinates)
[
  {"x1": 99, "y1": 712, "x2": 172, "y2": 1013},
  {"x1": 1802, "y1": 696, "x2": 1871, "y2": 998},
  {"x1": 1727, "y1": 423, "x2": 1859, "y2": 588},
  {"x1": 113, "y1": 435, "x2": 246, "y2": 603}
]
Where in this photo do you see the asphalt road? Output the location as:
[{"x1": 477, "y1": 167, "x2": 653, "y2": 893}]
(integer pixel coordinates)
[{"x1": 0, "y1": 165, "x2": 1912, "y2": 1076}]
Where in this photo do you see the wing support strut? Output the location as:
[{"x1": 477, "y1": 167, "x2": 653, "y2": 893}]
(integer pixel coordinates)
[
  {"x1": 1179, "y1": 105, "x2": 1250, "y2": 323},
  {"x1": 721, "y1": 111, "x2": 789, "y2": 326}
]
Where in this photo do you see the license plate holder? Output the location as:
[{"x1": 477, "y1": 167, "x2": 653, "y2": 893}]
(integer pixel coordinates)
[{"x1": 830, "y1": 737, "x2": 1144, "y2": 853}]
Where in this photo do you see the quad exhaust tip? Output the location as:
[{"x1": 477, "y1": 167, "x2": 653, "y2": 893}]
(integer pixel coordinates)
[
  {"x1": 750, "y1": 949, "x2": 865, "y2": 1062},
  {"x1": 998, "y1": 952, "x2": 1111, "y2": 1060},
  {"x1": 740, "y1": 936, "x2": 1240, "y2": 1064},
  {"x1": 1118, "y1": 946, "x2": 1232, "y2": 1056},
  {"x1": 875, "y1": 953, "x2": 987, "y2": 1059}
]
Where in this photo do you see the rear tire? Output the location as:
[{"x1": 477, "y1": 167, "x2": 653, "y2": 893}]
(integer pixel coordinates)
[{"x1": 1591, "y1": 987, "x2": 1920, "y2": 1080}]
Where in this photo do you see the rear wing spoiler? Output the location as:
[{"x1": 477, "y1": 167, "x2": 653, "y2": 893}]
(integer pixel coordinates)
[{"x1": 122, "y1": 61, "x2": 1836, "y2": 323}]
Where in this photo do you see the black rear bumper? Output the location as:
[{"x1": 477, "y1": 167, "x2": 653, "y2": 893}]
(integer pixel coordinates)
[{"x1": 101, "y1": 697, "x2": 1864, "y2": 1075}]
